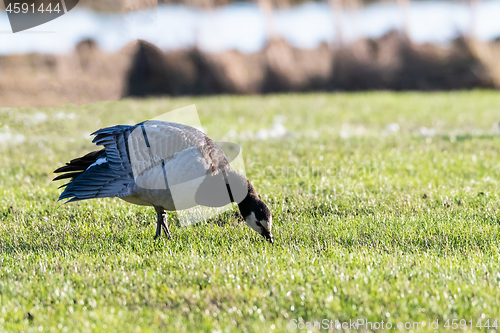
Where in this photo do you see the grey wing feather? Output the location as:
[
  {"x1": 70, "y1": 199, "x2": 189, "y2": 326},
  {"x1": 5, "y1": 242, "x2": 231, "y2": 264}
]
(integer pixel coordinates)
[
  {"x1": 92, "y1": 124, "x2": 140, "y2": 171},
  {"x1": 59, "y1": 125, "x2": 138, "y2": 203}
]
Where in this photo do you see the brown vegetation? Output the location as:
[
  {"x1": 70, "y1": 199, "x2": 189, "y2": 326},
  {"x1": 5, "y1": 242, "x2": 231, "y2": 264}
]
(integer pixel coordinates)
[{"x1": 0, "y1": 32, "x2": 497, "y2": 107}]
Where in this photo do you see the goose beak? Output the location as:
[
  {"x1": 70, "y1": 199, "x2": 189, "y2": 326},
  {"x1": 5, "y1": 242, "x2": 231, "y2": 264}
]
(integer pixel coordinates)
[{"x1": 265, "y1": 233, "x2": 274, "y2": 244}]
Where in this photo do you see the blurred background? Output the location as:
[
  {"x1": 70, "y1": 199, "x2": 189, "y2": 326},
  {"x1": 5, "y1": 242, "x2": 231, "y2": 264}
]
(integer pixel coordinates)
[{"x1": 0, "y1": 0, "x2": 500, "y2": 106}]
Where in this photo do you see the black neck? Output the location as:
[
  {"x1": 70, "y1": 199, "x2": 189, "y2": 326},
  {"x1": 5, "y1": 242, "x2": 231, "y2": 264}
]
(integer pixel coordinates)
[{"x1": 236, "y1": 181, "x2": 259, "y2": 219}]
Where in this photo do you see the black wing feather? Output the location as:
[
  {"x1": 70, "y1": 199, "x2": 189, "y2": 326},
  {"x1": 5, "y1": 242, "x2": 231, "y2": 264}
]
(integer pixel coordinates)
[{"x1": 53, "y1": 149, "x2": 105, "y2": 179}]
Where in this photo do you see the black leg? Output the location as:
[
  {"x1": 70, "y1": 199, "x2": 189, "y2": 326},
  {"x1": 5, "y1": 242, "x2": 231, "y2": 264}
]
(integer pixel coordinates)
[
  {"x1": 161, "y1": 213, "x2": 172, "y2": 239},
  {"x1": 154, "y1": 206, "x2": 172, "y2": 240},
  {"x1": 154, "y1": 210, "x2": 162, "y2": 240}
]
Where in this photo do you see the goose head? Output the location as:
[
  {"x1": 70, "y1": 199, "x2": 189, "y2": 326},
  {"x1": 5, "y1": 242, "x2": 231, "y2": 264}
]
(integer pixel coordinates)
[
  {"x1": 236, "y1": 180, "x2": 273, "y2": 244},
  {"x1": 240, "y1": 197, "x2": 273, "y2": 243},
  {"x1": 195, "y1": 168, "x2": 274, "y2": 243}
]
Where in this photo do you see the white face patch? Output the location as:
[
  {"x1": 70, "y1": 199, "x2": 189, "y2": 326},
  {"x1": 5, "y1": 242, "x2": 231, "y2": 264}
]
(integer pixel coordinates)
[
  {"x1": 245, "y1": 212, "x2": 262, "y2": 234},
  {"x1": 86, "y1": 157, "x2": 107, "y2": 170},
  {"x1": 245, "y1": 211, "x2": 271, "y2": 237}
]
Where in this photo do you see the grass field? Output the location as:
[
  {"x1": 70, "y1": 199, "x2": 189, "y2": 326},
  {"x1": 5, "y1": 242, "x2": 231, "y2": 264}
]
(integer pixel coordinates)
[{"x1": 1, "y1": 91, "x2": 500, "y2": 332}]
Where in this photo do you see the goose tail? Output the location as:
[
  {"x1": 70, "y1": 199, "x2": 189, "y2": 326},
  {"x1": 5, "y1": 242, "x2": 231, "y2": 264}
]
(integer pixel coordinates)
[{"x1": 53, "y1": 149, "x2": 129, "y2": 203}]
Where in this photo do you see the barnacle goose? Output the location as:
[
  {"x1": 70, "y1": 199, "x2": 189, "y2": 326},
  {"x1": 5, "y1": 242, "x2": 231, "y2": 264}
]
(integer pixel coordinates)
[{"x1": 53, "y1": 120, "x2": 273, "y2": 243}]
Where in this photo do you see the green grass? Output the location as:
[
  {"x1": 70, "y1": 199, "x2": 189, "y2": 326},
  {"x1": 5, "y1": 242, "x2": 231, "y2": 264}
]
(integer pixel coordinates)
[{"x1": 1, "y1": 91, "x2": 500, "y2": 332}]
